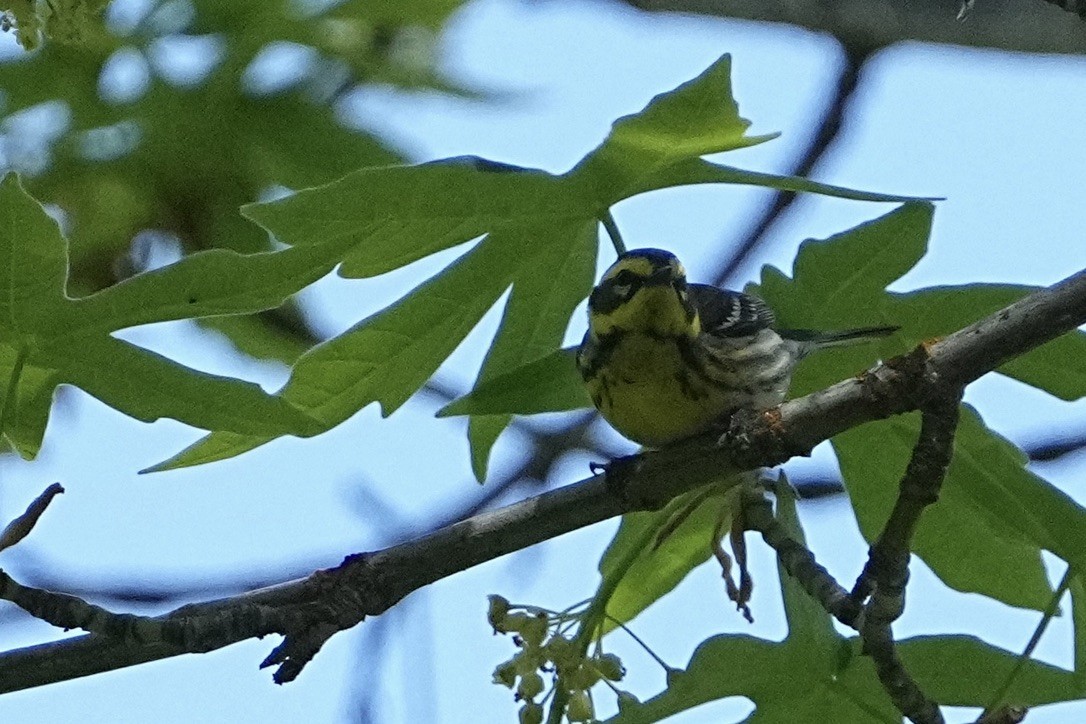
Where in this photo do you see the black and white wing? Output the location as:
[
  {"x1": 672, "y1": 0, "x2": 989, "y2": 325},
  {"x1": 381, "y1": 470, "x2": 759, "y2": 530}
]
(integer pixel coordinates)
[{"x1": 689, "y1": 284, "x2": 776, "y2": 338}]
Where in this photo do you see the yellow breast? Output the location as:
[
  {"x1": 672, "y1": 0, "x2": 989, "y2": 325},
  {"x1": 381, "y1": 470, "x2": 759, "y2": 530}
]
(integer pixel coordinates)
[{"x1": 585, "y1": 333, "x2": 725, "y2": 448}]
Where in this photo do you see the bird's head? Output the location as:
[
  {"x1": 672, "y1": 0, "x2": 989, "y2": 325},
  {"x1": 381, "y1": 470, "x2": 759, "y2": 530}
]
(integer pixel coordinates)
[{"x1": 587, "y1": 248, "x2": 700, "y2": 338}]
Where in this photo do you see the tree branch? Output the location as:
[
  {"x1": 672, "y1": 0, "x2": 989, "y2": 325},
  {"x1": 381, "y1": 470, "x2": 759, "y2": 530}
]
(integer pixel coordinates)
[
  {"x1": 0, "y1": 266, "x2": 1084, "y2": 693},
  {"x1": 1043, "y1": 0, "x2": 1086, "y2": 20},
  {"x1": 603, "y1": 0, "x2": 1086, "y2": 55},
  {"x1": 854, "y1": 392, "x2": 963, "y2": 724},
  {"x1": 710, "y1": 46, "x2": 870, "y2": 287},
  {"x1": 741, "y1": 483, "x2": 862, "y2": 626}
]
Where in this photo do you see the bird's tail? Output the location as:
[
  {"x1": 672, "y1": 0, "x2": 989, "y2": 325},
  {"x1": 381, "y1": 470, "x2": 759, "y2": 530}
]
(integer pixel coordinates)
[{"x1": 780, "y1": 325, "x2": 899, "y2": 349}]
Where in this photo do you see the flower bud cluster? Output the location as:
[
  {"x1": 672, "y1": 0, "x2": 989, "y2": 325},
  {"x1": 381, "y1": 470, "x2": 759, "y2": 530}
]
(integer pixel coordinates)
[{"x1": 488, "y1": 595, "x2": 627, "y2": 723}]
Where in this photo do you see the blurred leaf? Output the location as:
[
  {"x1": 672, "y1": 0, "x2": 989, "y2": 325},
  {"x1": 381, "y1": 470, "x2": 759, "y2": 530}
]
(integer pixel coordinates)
[
  {"x1": 0, "y1": 0, "x2": 471, "y2": 368},
  {"x1": 5, "y1": 0, "x2": 109, "y2": 50},
  {"x1": 0, "y1": 174, "x2": 324, "y2": 457},
  {"x1": 332, "y1": 0, "x2": 469, "y2": 30},
  {"x1": 0, "y1": 0, "x2": 491, "y2": 458},
  {"x1": 5, "y1": 35, "x2": 403, "y2": 284},
  {"x1": 6, "y1": 1, "x2": 43, "y2": 51}
]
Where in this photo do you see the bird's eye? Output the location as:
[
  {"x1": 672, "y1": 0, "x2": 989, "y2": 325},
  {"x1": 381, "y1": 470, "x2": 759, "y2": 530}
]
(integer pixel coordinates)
[
  {"x1": 611, "y1": 283, "x2": 632, "y2": 299},
  {"x1": 612, "y1": 269, "x2": 638, "y2": 286}
]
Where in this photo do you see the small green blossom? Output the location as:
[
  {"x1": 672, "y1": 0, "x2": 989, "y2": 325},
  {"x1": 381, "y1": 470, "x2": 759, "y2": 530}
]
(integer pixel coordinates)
[
  {"x1": 516, "y1": 671, "x2": 544, "y2": 701},
  {"x1": 566, "y1": 690, "x2": 594, "y2": 722},
  {"x1": 518, "y1": 703, "x2": 544, "y2": 724}
]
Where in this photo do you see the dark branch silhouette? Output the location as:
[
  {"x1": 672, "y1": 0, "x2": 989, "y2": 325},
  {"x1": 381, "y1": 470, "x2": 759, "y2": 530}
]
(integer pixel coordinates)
[{"x1": 0, "y1": 265, "x2": 1082, "y2": 696}]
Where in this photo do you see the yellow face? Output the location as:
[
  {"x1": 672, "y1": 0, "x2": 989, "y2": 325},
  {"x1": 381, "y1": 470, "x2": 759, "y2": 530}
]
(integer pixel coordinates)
[{"x1": 587, "y1": 249, "x2": 700, "y2": 338}]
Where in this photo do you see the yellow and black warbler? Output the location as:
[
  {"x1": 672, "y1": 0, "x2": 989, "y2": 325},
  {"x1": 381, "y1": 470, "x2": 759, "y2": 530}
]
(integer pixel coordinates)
[{"x1": 577, "y1": 248, "x2": 896, "y2": 447}]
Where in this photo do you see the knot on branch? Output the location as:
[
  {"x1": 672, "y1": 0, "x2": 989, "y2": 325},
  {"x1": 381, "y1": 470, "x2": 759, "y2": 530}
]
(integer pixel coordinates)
[
  {"x1": 863, "y1": 342, "x2": 959, "y2": 420},
  {"x1": 720, "y1": 408, "x2": 812, "y2": 470},
  {"x1": 258, "y1": 553, "x2": 394, "y2": 683}
]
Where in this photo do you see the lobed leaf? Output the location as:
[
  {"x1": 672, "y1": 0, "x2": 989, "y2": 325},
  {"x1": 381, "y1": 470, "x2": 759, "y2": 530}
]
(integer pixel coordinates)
[
  {"x1": 834, "y1": 408, "x2": 1068, "y2": 611},
  {"x1": 0, "y1": 174, "x2": 325, "y2": 457},
  {"x1": 756, "y1": 202, "x2": 1086, "y2": 611},
  {"x1": 607, "y1": 485, "x2": 893, "y2": 724},
  {"x1": 885, "y1": 285, "x2": 1086, "y2": 400},
  {"x1": 155, "y1": 221, "x2": 597, "y2": 471},
  {"x1": 463, "y1": 221, "x2": 598, "y2": 478},
  {"x1": 596, "y1": 488, "x2": 728, "y2": 633},
  {"x1": 621, "y1": 158, "x2": 934, "y2": 205},
  {"x1": 1071, "y1": 573, "x2": 1086, "y2": 680},
  {"x1": 430, "y1": 59, "x2": 920, "y2": 475},
  {"x1": 0, "y1": 51, "x2": 932, "y2": 472}
]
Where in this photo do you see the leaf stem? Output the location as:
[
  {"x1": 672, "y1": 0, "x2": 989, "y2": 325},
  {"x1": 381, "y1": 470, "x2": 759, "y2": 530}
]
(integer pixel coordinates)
[
  {"x1": 600, "y1": 210, "x2": 627, "y2": 256},
  {"x1": 984, "y1": 566, "x2": 1073, "y2": 713},
  {"x1": 545, "y1": 514, "x2": 660, "y2": 724},
  {"x1": 604, "y1": 613, "x2": 671, "y2": 673}
]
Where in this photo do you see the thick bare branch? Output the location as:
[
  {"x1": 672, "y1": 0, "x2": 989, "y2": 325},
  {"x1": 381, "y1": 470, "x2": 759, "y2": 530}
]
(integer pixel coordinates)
[
  {"x1": 602, "y1": 0, "x2": 1086, "y2": 55},
  {"x1": 0, "y1": 266, "x2": 1083, "y2": 692}
]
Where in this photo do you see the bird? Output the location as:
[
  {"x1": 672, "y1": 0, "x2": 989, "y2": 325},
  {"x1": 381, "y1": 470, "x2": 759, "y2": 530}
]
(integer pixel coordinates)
[{"x1": 576, "y1": 248, "x2": 897, "y2": 447}]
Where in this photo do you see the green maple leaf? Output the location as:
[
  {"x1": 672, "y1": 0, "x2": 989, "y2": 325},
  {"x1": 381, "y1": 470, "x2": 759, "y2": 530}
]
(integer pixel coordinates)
[
  {"x1": 148, "y1": 55, "x2": 919, "y2": 478},
  {"x1": 754, "y1": 202, "x2": 1086, "y2": 612},
  {"x1": 0, "y1": 173, "x2": 332, "y2": 456},
  {"x1": 605, "y1": 485, "x2": 1082, "y2": 723}
]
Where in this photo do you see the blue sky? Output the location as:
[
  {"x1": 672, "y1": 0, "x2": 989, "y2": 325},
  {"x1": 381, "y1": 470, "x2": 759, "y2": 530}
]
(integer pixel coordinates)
[{"x1": 1, "y1": 0, "x2": 1085, "y2": 722}]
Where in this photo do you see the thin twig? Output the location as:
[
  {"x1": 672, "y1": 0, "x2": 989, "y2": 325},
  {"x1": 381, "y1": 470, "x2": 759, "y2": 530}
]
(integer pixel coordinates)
[
  {"x1": 983, "y1": 567, "x2": 1073, "y2": 716},
  {"x1": 710, "y1": 46, "x2": 870, "y2": 287},
  {"x1": 0, "y1": 484, "x2": 64, "y2": 553},
  {"x1": 855, "y1": 391, "x2": 963, "y2": 724},
  {"x1": 741, "y1": 485, "x2": 861, "y2": 626}
]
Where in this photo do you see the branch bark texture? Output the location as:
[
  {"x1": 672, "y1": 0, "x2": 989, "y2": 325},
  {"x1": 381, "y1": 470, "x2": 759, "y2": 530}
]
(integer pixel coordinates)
[
  {"x1": 0, "y1": 267, "x2": 1084, "y2": 693},
  {"x1": 607, "y1": 0, "x2": 1086, "y2": 55}
]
